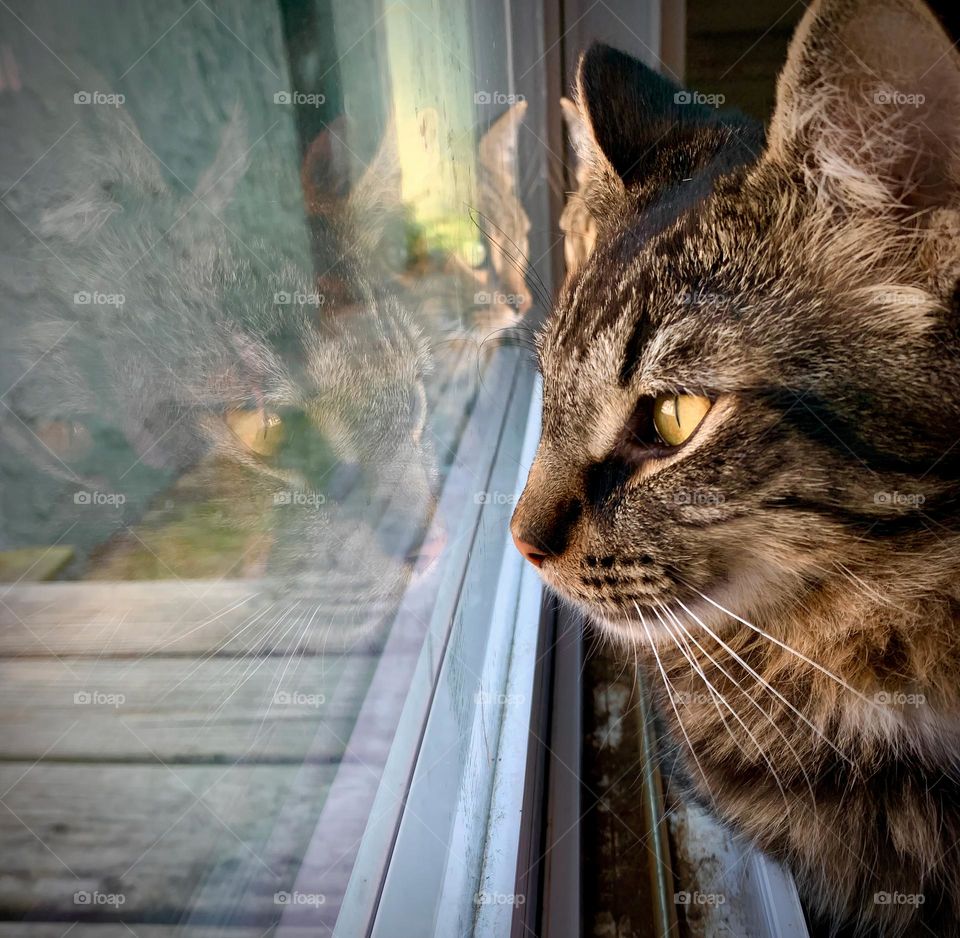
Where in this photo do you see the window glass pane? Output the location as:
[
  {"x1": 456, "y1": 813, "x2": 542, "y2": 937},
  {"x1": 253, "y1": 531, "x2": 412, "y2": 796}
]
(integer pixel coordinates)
[{"x1": 0, "y1": 0, "x2": 545, "y2": 932}]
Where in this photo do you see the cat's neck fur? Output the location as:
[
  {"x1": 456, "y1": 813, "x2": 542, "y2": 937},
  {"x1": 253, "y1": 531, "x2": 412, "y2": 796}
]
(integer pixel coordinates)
[{"x1": 647, "y1": 539, "x2": 960, "y2": 935}]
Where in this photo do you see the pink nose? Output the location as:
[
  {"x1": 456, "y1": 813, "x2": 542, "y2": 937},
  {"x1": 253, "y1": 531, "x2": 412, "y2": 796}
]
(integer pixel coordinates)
[{"x1": 512, "y1": 530, "x2": 547, "y2": 567}]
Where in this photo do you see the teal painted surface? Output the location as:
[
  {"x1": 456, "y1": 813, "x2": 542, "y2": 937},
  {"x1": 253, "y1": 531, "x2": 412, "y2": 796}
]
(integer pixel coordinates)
[
  {"x1": 0, "y1": 0, "x2": 308, "y2": 560},
  {"x1": 8, "y1": 0, "x2": 306, "y2": 242}
]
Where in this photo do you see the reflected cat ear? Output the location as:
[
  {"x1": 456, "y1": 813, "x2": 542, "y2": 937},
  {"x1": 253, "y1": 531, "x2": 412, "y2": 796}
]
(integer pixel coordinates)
[
  {"x1": 766, "y1": 0, "x2": 960, "y2": 214},
  {"x1": 195, "y1": 104, "x2": 248, "y2": 218},
  {"x1": 353, "y1": 107, "x2": 441, "y2": 214},
  {"x1": 302, "y1": 111, "x2": 438, "y2": 260},
  {"x1": 479, "y1": 100, "x2": 527, "y2": 181},
  {"x1": 560, "y1": 97, "x2": 591, "y2": 185},
  {"x1": 300, "y1": 115, "x2": 355, "y2": 212},
  {"x1": 182, "y1": 105, "x2": 249, "y2": 257},
  {"x1": 572, "y1": 44, "x2": 761, "y2": 224}
]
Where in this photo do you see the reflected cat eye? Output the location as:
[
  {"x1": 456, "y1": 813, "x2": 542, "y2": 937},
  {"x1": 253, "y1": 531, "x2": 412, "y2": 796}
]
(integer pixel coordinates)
[{"x1": 225, "y1": 408, "x2": 285, "y2": 456}]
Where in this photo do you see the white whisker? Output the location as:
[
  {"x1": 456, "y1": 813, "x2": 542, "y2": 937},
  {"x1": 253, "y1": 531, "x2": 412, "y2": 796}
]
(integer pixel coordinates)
[
  {"x1": 676, "y1": 596, "x2": 856, "y2": 766},
  {"x1": 659, "y1": 601, "x2": 819, "y2": 818},
  {"x1": 154, "y1": 599, "x2": 279, "y2": 704},
  {"x1": 654, "y1": 605, "x2": 795, "y2": 822},
  {"x1": 688, "y1": 587, "x2": 875, "y2": 708},
  {"x1": 634, "y1": 601, "x2": 719, "y2": 810}
]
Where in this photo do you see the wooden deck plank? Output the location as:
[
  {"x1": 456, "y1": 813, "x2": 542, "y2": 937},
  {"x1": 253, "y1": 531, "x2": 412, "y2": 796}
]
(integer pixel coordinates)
[
  {"x1": 0, "y1": 581, "x2": 410, "y2": 658},
  {"x1": 0, "y1": 763, "x2": 336, "y2": 925},
  {"x1": 0, "y1": 655, "x2": 374, "y2": 764},
  {"x1": 0, "y1": 928, "x2": 290, "y2": 937}
]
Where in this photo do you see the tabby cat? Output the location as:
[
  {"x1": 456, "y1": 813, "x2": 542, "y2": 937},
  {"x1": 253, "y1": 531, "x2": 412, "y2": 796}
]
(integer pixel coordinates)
[
  {"x1": 3, "y1": 98, "x2": 437, "y2": 644},
  {"x1": 512, "y1": 1, "x2": 960, "y2": 934}
]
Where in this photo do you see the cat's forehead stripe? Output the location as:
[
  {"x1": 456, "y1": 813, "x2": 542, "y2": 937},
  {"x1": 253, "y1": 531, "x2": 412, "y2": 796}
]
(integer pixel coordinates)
[
  {"x1": 550, "y1": 183, "x2": 720, "y2": 372},
  {"x1": 617, "y1": 305, "x2": 653, "y2": 386}
]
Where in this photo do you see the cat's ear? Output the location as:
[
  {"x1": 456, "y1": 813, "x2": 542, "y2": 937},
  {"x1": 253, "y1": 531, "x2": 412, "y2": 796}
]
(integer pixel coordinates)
[
  {"x1": 479, "y1": 100, "x2": 527, "y2": 181},
  {"x1": 573, "y1": 44, "x2": 761, "y2": 224},
  {"x1": 350, "y1": 109, "x2": 441, "y2": 227},
  {"x1": 300, "y1": 115, "x2": 355, "y2": 212},
  {"x1": 766, "y1": 0, "x2": 960, "y2": 214},
  {"x1": 303, "y1": 110, "x2": 439, "y2": 260},
  {"x1": 195, "y1": 105, "x2": 248, "y2": 218}
]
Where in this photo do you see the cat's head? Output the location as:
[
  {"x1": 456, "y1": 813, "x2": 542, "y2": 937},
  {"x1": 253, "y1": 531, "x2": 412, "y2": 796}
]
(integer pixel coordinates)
[
  {"x1": 512, "y1": 0, "x2": 960, "y2": 643},
  {"x1": 6, "y1": 99, "x2": 437, "y2": 606}
]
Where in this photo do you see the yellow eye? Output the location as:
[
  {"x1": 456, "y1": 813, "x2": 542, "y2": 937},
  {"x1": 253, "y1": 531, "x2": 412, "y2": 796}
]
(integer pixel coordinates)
[
  {"x1": 34, "y1": 420, "x2": 92, "y2": 461},
  {"x1": 652, "y1": 394, "x2": 711, "y2": 447},
  {"x1": 225, "y1": 409, "x2": 284, "y2": 456}
]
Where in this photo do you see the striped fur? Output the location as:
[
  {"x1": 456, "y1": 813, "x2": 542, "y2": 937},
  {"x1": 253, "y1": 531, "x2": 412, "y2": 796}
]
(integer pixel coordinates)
[{"x1": 512, "y1": 2, "x2": 960, "y2": 934}]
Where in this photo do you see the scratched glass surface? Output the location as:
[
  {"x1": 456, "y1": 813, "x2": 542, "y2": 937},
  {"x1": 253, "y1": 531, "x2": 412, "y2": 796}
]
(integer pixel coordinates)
[{"x1": 0, "y1": 0, "x2": 538, "y2": 931}]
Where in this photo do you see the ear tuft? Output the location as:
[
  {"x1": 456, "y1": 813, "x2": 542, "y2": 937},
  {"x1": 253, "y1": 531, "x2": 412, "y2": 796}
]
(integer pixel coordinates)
[
  {"x1": 767, "y1": 0, "x2": 960, "y2": 214},
  {"x1": 560, "y1": 96, "x2": 591, "y2": 185}
]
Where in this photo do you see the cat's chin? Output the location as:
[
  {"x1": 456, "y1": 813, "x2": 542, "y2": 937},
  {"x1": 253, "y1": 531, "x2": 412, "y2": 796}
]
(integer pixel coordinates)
[
  {"x1": 589, "y1": 611, "x2": 676, "y2": 647},
  {"x1": 539, "y1": 561, "x2": 782, "y2": 649},
  {"x1": 588, "y1": 596, "x2": 729, "y2": 650},
  {"x1": 546, "y1": 576, "x2": 764, "y2": 650}
]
